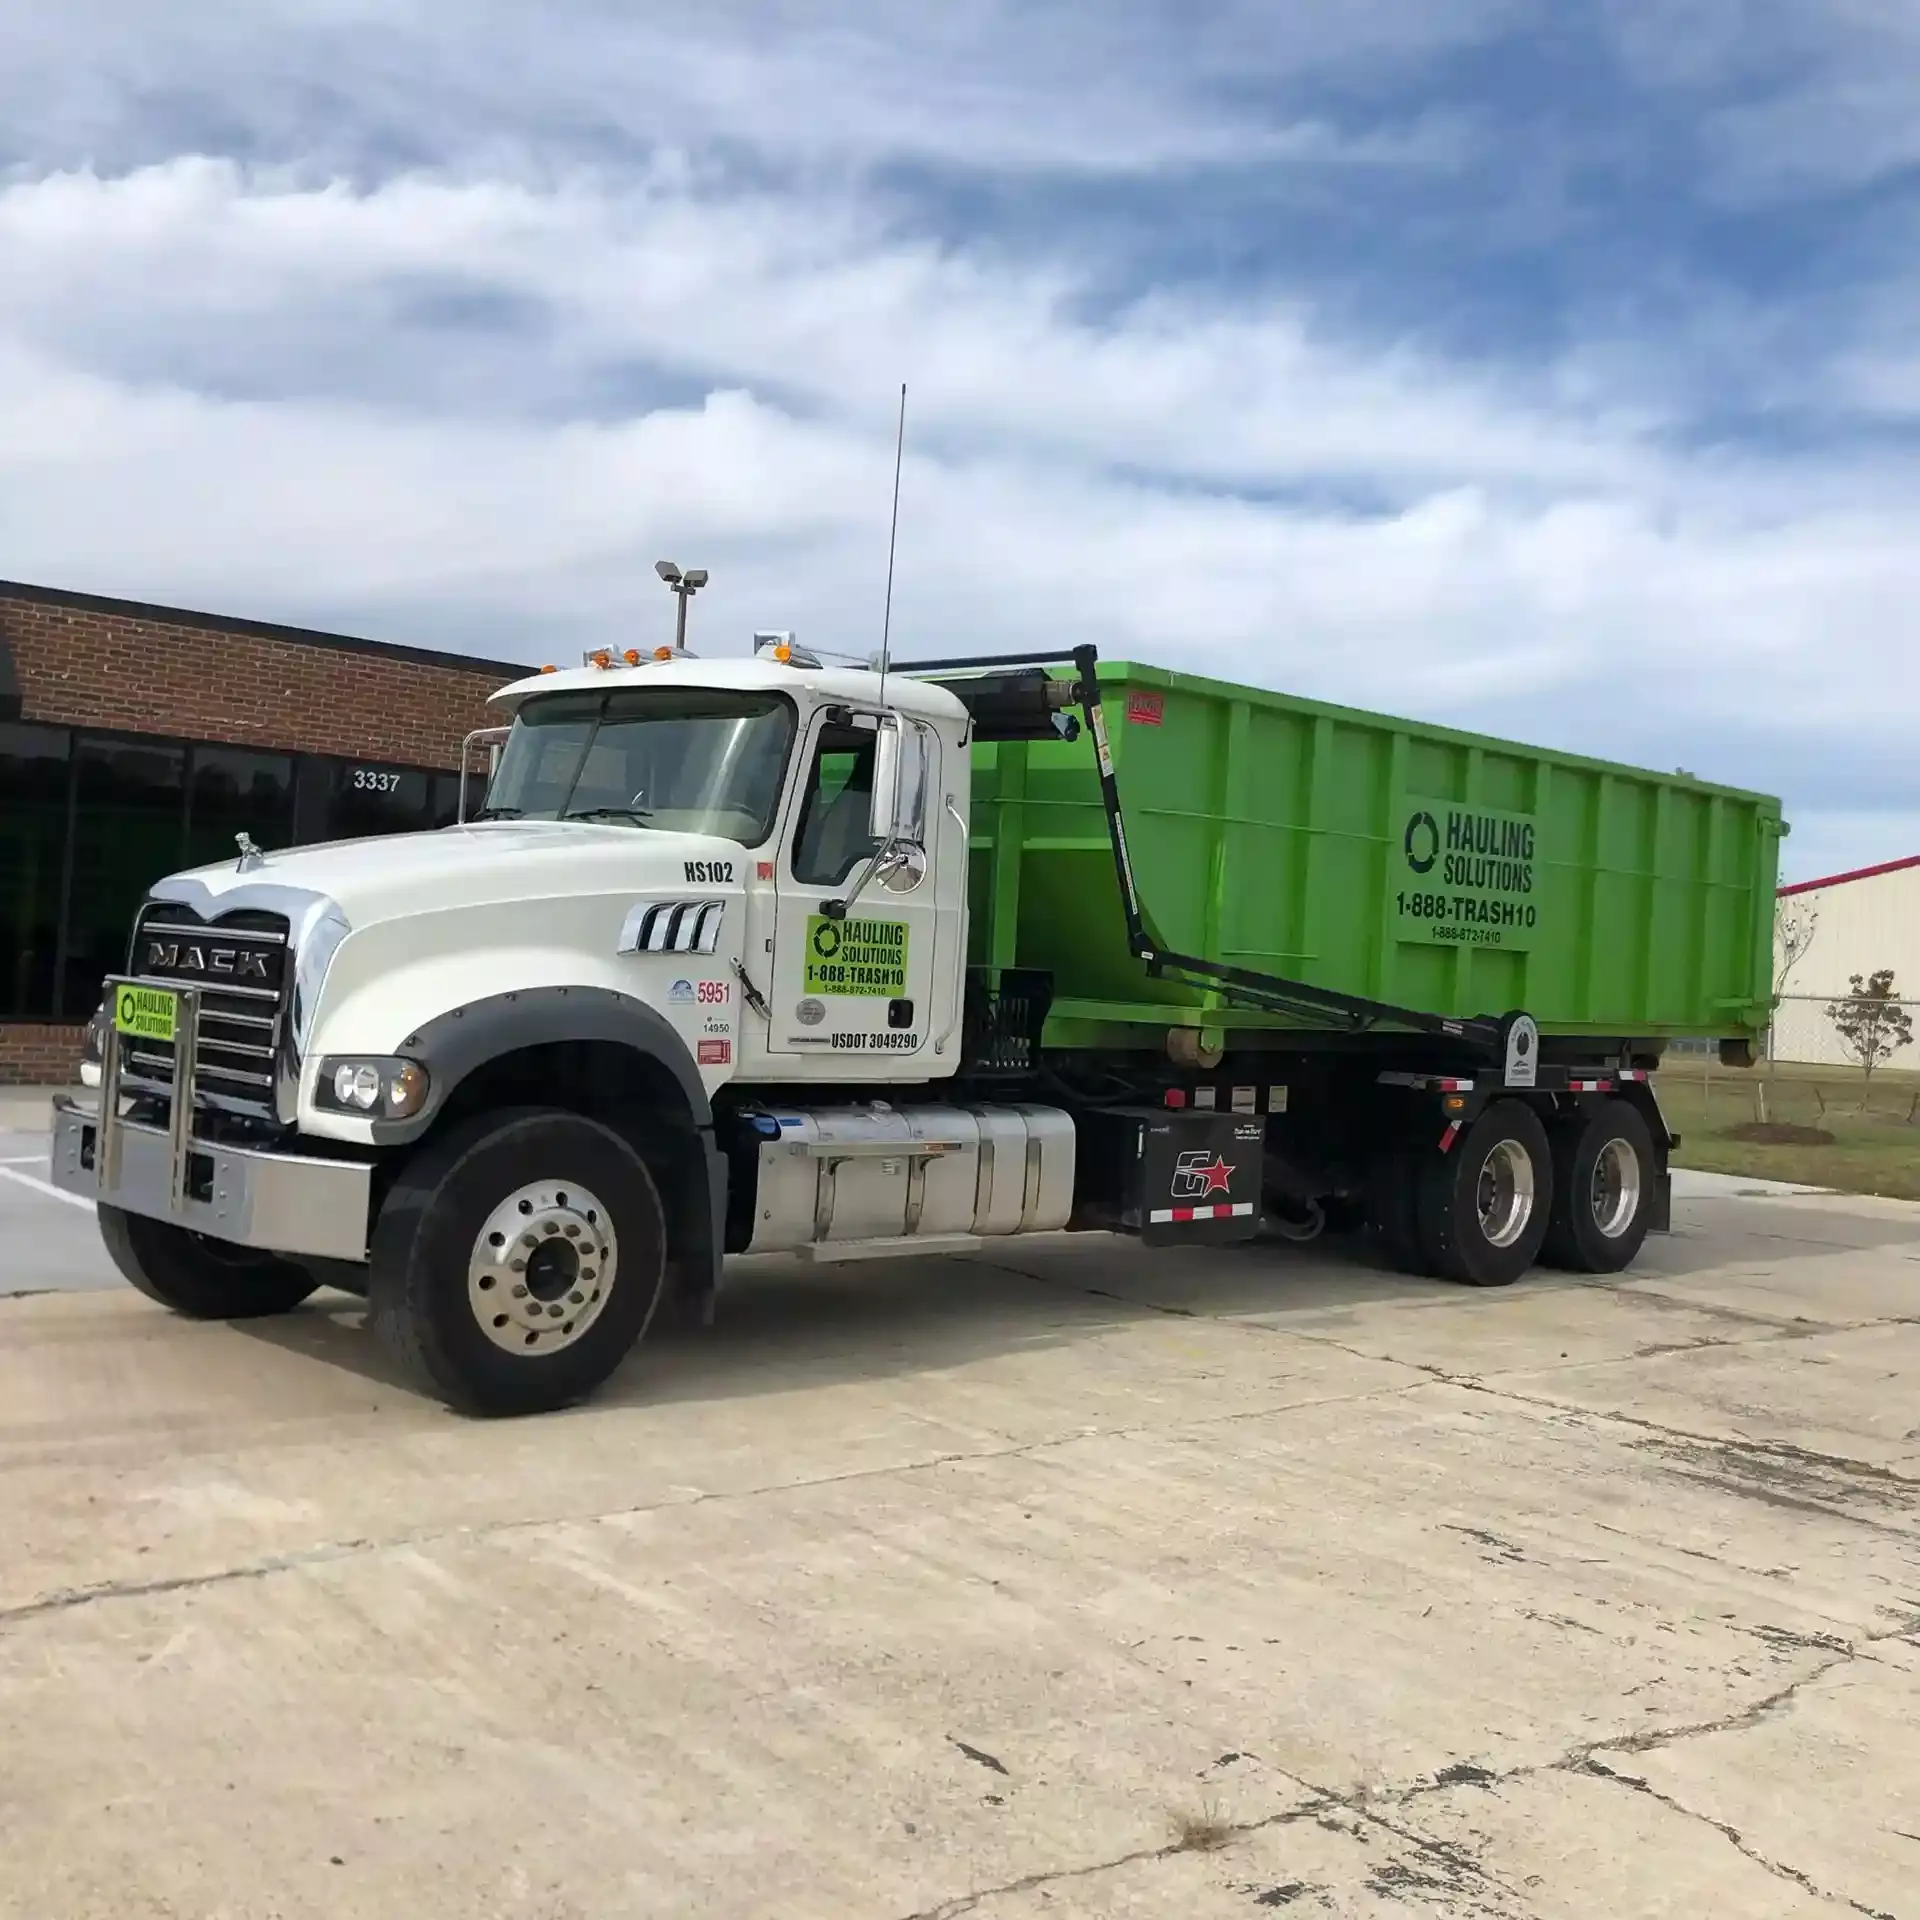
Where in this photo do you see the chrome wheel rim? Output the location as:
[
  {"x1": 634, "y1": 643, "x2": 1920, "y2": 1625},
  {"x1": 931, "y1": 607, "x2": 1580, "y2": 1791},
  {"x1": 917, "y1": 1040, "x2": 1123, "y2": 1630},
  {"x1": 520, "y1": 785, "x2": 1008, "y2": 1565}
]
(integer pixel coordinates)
[
  {"x1": 1476, "y1": 1139, "x2": 1536, "y2": 1250},
  {"x1": 1589, "y1": 1137, "x2": 1642, "y2": 1239},
  {"x1": 467, "y1": 1180, "x2": 617, "y2": 1356}
]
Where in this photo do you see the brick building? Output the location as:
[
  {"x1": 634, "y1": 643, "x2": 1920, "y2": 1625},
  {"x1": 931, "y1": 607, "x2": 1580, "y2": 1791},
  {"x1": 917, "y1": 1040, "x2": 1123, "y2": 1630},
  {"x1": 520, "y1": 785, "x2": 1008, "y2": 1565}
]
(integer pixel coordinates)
[{"x1": 1, "y1": 579, "x2": 524, "y2": 1083}]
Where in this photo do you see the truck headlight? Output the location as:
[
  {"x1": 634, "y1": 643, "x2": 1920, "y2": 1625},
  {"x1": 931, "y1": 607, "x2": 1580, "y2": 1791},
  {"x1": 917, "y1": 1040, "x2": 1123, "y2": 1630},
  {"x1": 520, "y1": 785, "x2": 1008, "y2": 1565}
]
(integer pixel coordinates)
[{"x1": 316, "y1": 1057, "x2": 431, "y2": 1118}]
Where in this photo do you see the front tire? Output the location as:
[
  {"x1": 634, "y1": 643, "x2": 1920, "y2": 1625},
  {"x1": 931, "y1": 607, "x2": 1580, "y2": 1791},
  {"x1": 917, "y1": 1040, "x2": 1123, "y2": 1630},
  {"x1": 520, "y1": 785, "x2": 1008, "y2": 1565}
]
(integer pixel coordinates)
[
  {"x1": 369, "y1": 1108, "x2": 667, "y2": 1417},
  {"x1": 99, "y1": 1206, "x2": 321, "y2": 1318},
  {"x1": 1542, "y1": 1102, "x2": 1656, "y2": 1273},
  {"x1": 1415, "y1": 1100, "x2": 1552, "y2": 1287}
]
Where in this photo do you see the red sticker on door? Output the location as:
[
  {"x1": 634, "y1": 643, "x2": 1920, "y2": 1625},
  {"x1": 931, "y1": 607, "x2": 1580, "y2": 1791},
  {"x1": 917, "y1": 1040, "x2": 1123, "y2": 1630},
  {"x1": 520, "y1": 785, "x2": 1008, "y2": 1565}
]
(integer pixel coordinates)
[
  {"x1": 697, "y1": 1038, "x2": 732, "y2": 1066},
  {"x1": 1126, "y1": 690, "x2": 1165, "y2": 726}
]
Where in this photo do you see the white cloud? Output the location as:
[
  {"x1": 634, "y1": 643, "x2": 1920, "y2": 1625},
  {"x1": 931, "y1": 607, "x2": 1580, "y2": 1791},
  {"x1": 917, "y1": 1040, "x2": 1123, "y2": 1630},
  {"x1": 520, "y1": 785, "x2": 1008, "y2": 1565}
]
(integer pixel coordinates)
[
  {"x1": 0, "y1": 0, "x2": 1509, "y2": 179},
  {"x1": 0, "y1": 161, "x2": 1645, "y2": 497},
  {"x1": 1604, "y1": 0, "x2": 1920, "y2": 205}
]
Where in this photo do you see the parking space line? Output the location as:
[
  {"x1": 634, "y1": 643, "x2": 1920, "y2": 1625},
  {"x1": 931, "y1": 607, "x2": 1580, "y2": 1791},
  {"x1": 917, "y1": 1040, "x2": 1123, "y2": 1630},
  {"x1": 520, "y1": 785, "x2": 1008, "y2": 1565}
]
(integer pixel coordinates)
[
  {"x1": 0, "y1": 1165, "x2": 94, "y2": 1211},
  {"x1": 0, "y1": 1154, "x2": 52, "y2": 1165}
]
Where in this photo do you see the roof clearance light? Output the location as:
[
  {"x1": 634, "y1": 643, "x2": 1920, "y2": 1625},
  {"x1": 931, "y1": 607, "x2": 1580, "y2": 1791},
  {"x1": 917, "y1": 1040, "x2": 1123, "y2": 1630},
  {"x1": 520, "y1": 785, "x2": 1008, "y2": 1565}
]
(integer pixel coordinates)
[
  {"x1": 623, "y1": 649, "x2": 641, "y2": 666},
  {"x1": 653, "y1": 645, "x2": 673, "y2": 661},
  {"x1": 539, "y1": 664, "x2": 558, "y2": 674},
  {"x1": 773, "y1": 644, "x2": 793, "y2": 663}
]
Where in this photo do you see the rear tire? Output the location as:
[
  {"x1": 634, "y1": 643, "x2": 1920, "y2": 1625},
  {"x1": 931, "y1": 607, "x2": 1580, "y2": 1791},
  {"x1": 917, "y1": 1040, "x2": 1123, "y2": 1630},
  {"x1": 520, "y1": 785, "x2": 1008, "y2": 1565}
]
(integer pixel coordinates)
[
  {"x1": 1366, "y1": 1145, "x2": 1435, "y2": 1276},
  {"x1": 1416, "y1": 1100, "x2": 1552, "y2": 1287},
  {"x1": 369, "y1": 1107, "x2": 667, "y2": 1417},
  {"x1": 1542, "y1": 1101, "x2": 1655, "y2": 1273},
  {"x1": 99, "y1": 1206, "x2": 321, "y2": 1319}
]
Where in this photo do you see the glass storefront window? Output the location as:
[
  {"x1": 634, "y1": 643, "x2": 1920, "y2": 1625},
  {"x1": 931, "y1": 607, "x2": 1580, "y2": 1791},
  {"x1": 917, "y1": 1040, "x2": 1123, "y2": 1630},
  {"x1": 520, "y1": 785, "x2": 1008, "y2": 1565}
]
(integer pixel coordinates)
[
  {"x1": 0, "y1": 723, "x2": 73, "y2": 1018},
  {"x1": 0, "y1": 728, "x2": 459, "y2": 1028},
  {"x1": 187, "y1": 746, "x2": 295, "y2": 870},
  {"x1": 325, "y1": 761, "x2": 436, "y2": 839},
  {"x1": 62, "y1": 737, "x2": 186, "y2": 1017},
  {"x1": 431, "y1": 772, "x2": 467, "y2": 829}
]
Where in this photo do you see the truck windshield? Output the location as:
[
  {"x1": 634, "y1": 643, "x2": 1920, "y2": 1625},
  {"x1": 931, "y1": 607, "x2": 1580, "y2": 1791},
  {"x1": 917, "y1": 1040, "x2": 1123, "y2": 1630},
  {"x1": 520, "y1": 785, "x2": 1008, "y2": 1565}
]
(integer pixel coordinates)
[{"x1": 478, "y1": 688, "x2": 795, "y2": 844}]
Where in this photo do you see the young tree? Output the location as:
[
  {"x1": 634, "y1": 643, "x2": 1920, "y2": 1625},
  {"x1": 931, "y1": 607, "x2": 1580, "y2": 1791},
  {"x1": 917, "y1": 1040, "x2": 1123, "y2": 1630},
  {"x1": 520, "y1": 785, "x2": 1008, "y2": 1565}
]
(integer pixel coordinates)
[
  {"x1": 1825, "y1": 969, "x2": 1915, "y2": 1098},
  {"x1": 1774, "y1": 898, "x2": 1820, "y2": 996}
]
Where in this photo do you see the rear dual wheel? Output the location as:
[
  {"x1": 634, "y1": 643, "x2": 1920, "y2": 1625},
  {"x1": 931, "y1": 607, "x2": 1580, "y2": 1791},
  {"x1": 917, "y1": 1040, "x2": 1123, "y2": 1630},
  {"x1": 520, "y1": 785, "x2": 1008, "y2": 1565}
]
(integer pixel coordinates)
[
  {"x1": 1366, "y1": 1097, "x2": 1656, "y2": 1286},
  {"x1": 1543, "y1": 1102, "x2": 1655, "y2": 1273},
  {"x1": 1416, "y1": 1100, "x2": 1553, "y2": 1287}
]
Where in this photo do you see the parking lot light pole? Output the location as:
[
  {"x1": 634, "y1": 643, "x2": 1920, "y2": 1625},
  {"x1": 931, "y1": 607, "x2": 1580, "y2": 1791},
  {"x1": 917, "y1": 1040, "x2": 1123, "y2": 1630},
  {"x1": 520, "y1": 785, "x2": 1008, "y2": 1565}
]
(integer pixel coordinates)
[{"x1": 654, "y1": 560, "x2": 709, "y2": 651}]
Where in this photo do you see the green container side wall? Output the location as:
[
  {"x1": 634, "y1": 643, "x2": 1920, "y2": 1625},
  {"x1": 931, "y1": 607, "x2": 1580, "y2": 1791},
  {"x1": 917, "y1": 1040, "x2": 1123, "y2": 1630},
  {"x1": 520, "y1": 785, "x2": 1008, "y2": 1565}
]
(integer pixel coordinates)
[{"x1": 965, "y1": 660, "x2": 1783, "y2": 1042}]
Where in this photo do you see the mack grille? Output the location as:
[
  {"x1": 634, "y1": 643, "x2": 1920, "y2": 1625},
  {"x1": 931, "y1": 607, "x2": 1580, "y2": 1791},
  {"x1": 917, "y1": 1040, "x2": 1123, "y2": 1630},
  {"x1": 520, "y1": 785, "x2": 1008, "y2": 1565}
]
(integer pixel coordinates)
[{"x1": 122, "y1": 903, "x2": 292, "y2": 1114}]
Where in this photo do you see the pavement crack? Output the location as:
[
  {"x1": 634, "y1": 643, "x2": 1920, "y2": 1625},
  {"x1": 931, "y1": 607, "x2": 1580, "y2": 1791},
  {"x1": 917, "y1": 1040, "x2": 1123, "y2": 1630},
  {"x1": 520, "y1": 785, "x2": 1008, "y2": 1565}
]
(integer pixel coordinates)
[
  {"x1": 0, "y1": 1382, "x2": 1433, "y2": 1629},
  {"x1": 0, "y1": 1538, "x2": 382, "y2": 1625},
  {"x1": 889, "y1": 1798, "x2": 1343, "y2": 1920},
  {"x1": 1578, "y1": 1755, "x2": 1894, "y2": 1918}
]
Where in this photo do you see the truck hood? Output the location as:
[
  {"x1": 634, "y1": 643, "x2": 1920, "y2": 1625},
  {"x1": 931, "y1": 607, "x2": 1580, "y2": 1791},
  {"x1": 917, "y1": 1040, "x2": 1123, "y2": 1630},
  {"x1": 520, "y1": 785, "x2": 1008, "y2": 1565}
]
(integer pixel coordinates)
[{"x1": 155, "y1": 821, "x2": 744, "y2": 928}]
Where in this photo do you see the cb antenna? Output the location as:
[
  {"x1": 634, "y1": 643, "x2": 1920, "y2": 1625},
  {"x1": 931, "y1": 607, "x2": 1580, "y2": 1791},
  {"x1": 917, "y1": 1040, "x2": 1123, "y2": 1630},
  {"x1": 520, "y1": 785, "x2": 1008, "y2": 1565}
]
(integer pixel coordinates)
[{"x1": 877, "y1": 382, "x2": 906, "y2": 705}]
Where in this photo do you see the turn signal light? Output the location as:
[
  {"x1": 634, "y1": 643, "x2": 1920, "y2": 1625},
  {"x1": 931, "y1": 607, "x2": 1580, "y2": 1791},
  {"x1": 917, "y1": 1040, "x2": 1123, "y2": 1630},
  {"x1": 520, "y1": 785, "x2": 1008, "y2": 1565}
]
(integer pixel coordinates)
[{"x1": 1444, "y1": 1095, "x2": 1467, "y2": 1112}]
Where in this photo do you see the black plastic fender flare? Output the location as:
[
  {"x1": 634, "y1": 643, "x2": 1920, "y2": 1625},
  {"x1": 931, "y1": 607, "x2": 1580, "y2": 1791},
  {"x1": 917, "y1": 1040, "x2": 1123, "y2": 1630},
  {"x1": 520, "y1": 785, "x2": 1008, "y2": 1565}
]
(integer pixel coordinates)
[
  {"x1": 372, "y1": 985, "x2": 712, "y2": 1145},
  {"x1": 365, "y1": 986, "x2": 726, "y2": 1303}
]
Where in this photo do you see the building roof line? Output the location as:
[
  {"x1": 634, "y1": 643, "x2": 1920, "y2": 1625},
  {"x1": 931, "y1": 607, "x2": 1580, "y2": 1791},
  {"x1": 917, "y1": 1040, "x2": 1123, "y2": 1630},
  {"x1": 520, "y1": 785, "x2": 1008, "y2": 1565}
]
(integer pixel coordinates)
[
  {"x1": 0, "y1": 578, "x2": 527, "y2": 681},
  {"x1": 1778, "y1": 853, "x2": 1920, "y2": 898}
]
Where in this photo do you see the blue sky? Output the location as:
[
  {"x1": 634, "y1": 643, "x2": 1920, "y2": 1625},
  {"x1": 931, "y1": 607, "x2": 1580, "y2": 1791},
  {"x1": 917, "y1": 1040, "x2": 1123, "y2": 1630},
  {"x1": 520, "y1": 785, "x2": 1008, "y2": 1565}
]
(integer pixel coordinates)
[{"x1": 3, "y1": 0, "x2": 1918, "y2": 883}]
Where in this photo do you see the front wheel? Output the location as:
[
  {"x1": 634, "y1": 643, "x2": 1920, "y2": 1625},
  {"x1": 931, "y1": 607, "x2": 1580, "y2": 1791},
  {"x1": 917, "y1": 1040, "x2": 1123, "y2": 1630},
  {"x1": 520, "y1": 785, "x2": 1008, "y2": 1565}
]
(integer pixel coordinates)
[
  {"x1": 1542, "y1": 1102, "x2": 1656, "y2": 1273},
  {"x1": 369, "y1": 1108, "x2": 667, "y2": 1417},
  {"x1": 99, "y1": 1206, "x2": 321, "y2": 1318},
  {"x1": 1415, "y1": 1100, "x2": 1553, "y2": 1287}
]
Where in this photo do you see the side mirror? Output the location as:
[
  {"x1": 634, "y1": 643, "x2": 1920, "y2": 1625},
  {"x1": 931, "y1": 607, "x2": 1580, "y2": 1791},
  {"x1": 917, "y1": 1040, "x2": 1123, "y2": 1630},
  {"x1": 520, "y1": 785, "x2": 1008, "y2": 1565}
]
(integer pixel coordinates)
[
  {"x1": 869, "y1": 718, "x2": 928, "y2": 846},
  {"x1": 870, "y1": 721, "x2": 902, "y2": 842}
]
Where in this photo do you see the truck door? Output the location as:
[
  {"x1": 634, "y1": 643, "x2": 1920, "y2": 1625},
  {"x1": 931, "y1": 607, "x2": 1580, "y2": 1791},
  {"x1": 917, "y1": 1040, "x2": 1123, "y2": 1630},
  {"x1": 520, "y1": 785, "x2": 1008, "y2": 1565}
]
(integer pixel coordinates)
[{"x1": 769, "y1": 709, "x2": 942, "y2": 1063}]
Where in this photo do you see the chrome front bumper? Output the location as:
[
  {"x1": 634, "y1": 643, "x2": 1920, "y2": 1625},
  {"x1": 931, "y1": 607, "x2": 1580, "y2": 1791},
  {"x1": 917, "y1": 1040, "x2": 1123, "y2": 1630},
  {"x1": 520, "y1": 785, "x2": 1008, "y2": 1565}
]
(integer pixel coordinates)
[{"x1": 50, "y1": 1096, "x2": 373, "y2": 1266}]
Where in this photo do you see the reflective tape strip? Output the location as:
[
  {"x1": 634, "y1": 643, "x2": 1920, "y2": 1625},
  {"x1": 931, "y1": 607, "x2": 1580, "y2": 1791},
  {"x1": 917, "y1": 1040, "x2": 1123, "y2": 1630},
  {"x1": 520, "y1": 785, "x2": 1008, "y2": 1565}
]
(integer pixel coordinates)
[{"x1": 1147, "y1": 1202, "x2": 1256, "y2": 1223}]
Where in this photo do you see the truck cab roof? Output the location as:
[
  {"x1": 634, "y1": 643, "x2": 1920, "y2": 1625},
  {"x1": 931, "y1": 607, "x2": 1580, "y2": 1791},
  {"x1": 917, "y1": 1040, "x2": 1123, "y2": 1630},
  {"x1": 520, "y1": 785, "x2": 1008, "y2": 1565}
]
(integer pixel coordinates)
[{"x1": 489, "y1": 654, "x2": 970, "y2": 726}]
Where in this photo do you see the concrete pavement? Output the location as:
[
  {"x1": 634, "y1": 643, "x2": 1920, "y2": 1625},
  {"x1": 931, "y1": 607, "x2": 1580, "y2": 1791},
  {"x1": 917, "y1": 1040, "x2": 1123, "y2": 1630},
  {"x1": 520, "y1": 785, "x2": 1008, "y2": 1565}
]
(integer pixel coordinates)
[{"x1": 0, "y1": 1175, "x2": 1916, "y2": 1917}]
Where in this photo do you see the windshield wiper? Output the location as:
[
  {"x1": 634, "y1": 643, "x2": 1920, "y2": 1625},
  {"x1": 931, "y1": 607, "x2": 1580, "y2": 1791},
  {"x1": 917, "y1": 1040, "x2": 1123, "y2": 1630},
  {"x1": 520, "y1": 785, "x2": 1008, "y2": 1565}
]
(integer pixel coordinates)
[
  {"x1": 471, "y1": 805, "x2": 525, "y2": 820},
  {"x1": 563, "y1": 805, "x2": 655, "y2": 826}
]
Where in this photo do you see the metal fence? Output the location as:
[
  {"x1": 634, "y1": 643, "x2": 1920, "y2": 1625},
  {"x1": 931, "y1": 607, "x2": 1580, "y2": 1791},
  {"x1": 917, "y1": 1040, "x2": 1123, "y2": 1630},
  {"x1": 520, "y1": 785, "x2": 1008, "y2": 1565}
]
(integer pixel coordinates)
[{"x1": 1766, "y1": 991, "x2": 1920, "y2": 1069}]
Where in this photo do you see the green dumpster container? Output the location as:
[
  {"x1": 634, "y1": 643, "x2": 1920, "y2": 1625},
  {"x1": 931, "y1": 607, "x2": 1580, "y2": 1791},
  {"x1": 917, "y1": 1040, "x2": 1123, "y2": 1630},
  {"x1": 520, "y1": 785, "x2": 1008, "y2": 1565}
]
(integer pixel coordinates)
[{"x1": 966, "y1": 660, "x2": 1783, "y2": 1052}]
